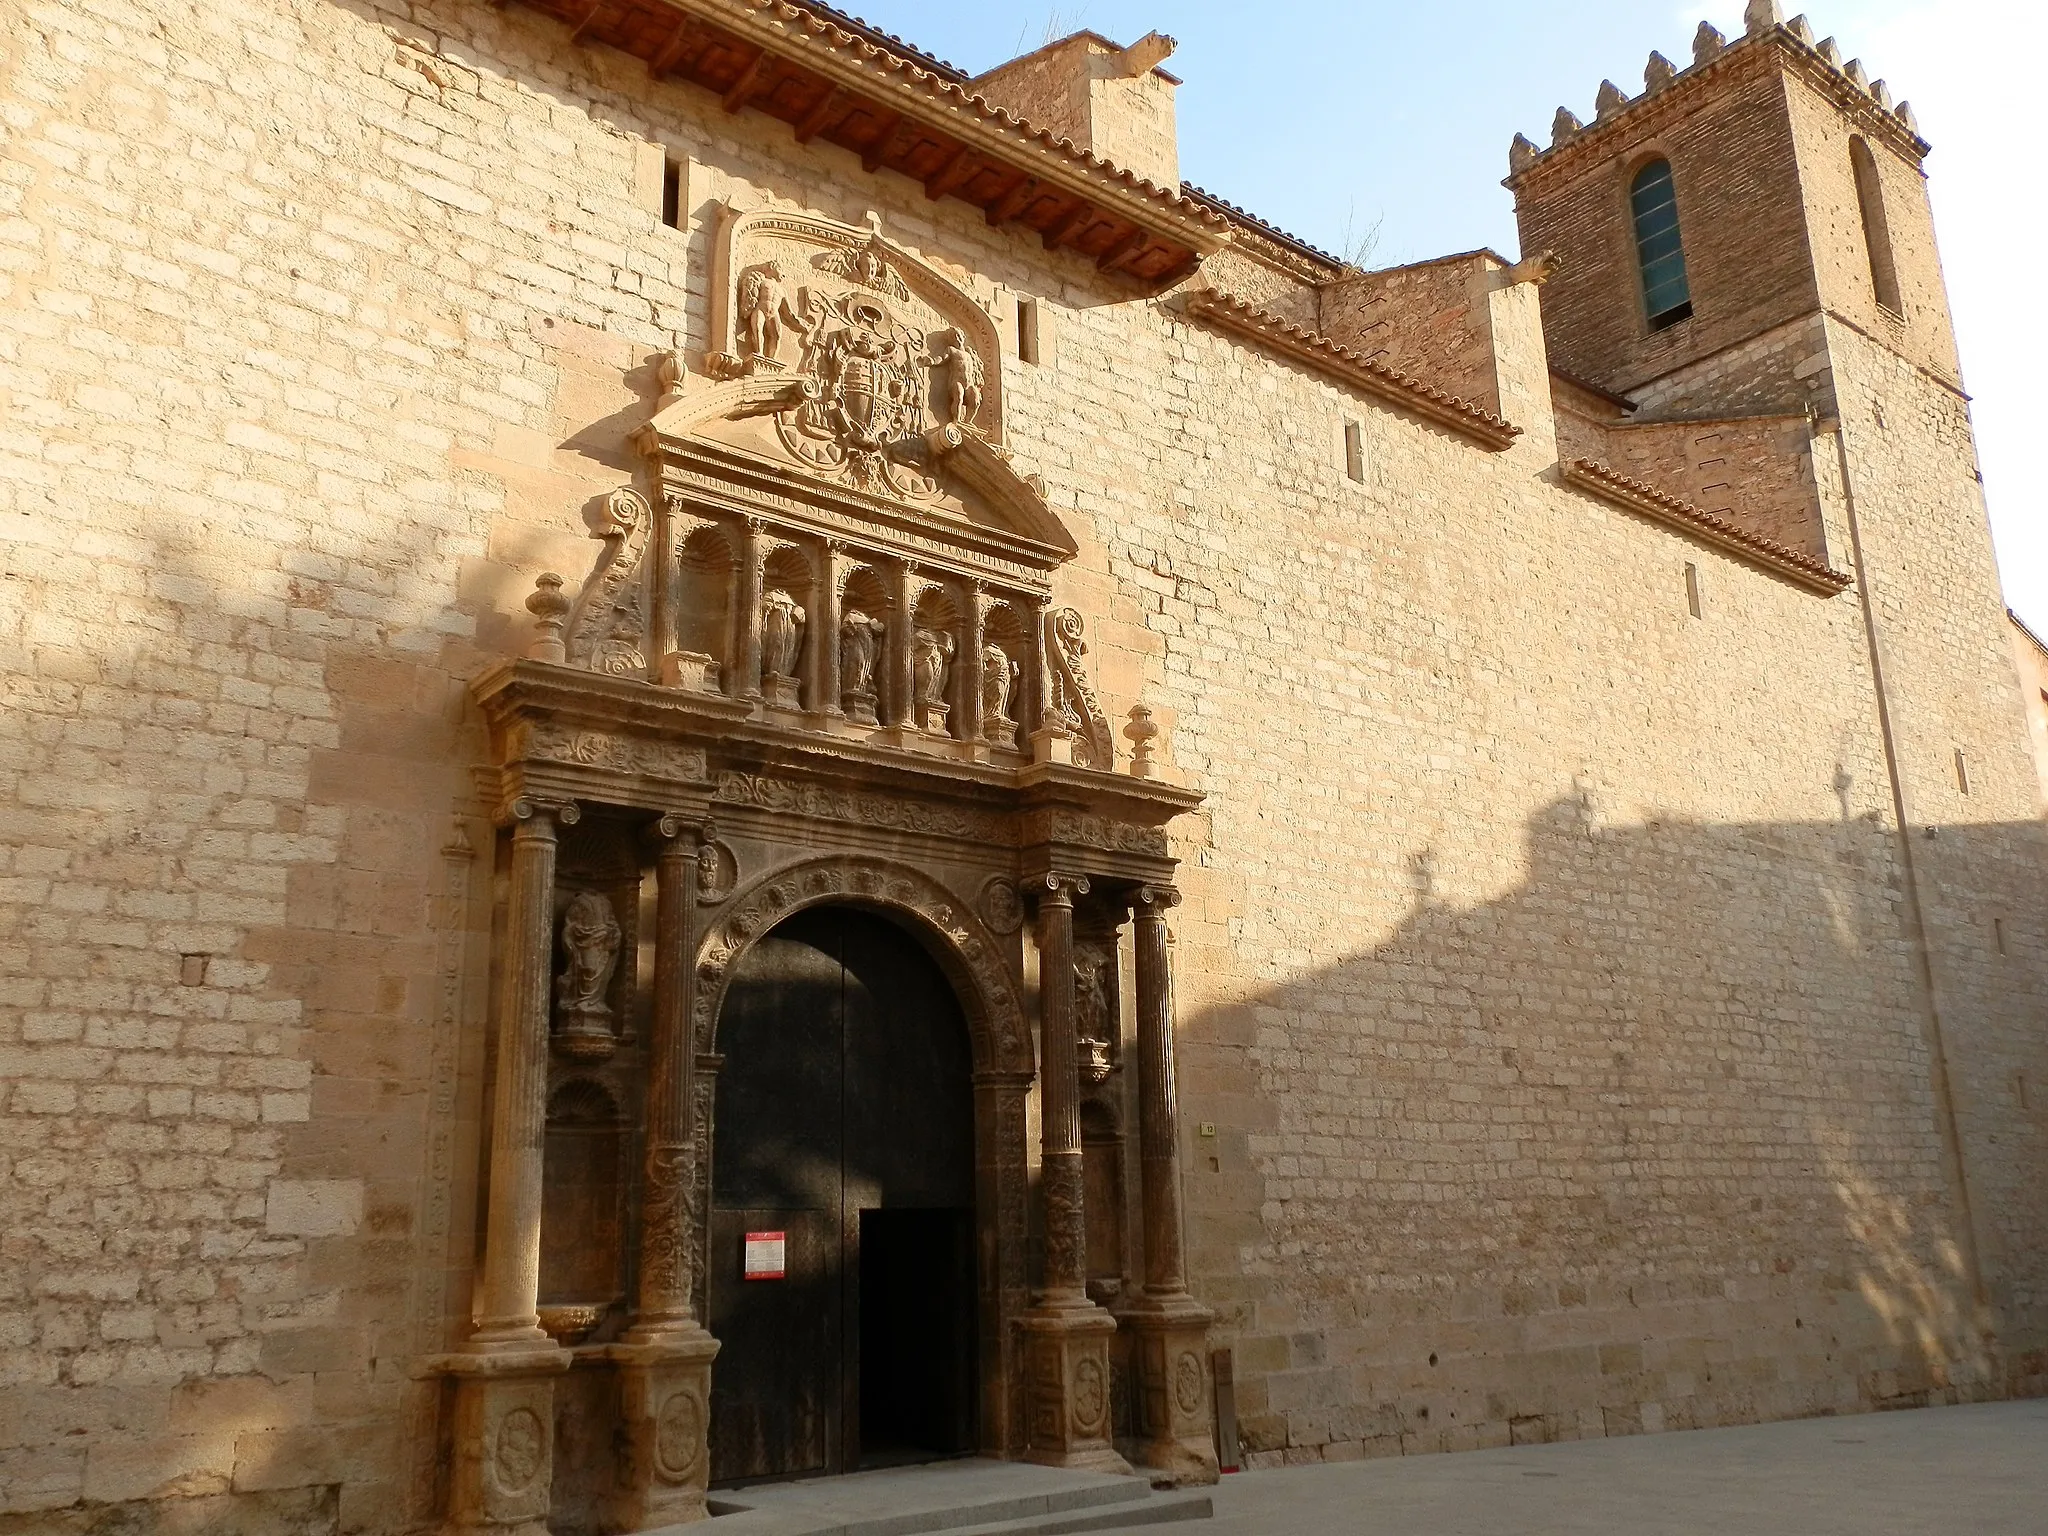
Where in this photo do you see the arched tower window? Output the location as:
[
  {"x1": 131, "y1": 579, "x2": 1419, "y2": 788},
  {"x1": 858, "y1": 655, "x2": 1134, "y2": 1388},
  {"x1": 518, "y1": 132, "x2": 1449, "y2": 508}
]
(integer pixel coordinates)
[
  {"x1": 1851, "y1": 137, "x2": 1902, "y2": 315},
  {"x1": 1630, "y1": 159, "x2": 1693, "y2": 330}
]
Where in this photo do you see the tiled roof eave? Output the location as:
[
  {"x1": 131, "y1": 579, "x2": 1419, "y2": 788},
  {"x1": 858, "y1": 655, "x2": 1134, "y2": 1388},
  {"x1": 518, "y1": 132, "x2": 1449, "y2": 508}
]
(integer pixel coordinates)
[
  {"x1": 671, "y1": 0, "x2": 1232, "y2": 249},
  {"x1": 1562, "y1": 459, "x2": 1853, "y2": 595},
  {"x1": 1175, "y1": 288, "x2": 1523, "y2": 451}
]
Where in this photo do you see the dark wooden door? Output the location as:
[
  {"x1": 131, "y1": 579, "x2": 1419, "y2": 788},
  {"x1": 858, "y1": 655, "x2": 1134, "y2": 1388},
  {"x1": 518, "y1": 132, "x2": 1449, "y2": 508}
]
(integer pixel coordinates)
[{"x1": 708, "y1": 908, "x2": 976, "y2": 1485}]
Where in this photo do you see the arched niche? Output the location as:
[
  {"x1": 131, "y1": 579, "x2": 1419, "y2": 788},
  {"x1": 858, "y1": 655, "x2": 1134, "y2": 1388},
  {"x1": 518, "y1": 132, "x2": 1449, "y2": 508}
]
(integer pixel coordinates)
[
  {"x1": 980, "y1": 600, "x2": 1032, "y2": 753},
  {"x1": 911, "y1": 583, "x2": 964, "y2": 738},
  {"x1": 678, "y1": 521, "x2": 735, "y2": 696},
  {"x1": 760, "y1": 542, "x2": 816, "y2": 711},
  {"x1": 839, "y1": 565, "x2": 893, "y2": 726}
]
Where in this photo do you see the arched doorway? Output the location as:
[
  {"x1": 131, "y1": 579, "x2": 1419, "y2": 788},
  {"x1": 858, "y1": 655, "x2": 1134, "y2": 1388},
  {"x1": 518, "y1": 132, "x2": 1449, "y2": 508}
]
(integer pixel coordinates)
[{"x1": 707, "y1": 906, "x2": 978, "y2": 1484}]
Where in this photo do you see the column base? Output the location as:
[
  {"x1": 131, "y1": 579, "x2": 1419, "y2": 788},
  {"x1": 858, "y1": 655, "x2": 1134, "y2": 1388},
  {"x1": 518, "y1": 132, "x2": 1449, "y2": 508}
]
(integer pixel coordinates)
[
  {"x1": 603, "y1": 1327, "x2": 721, "y2": 1532},
  {"x1": 1120, "y1": 1294, "x2": 1219, "y2": 1487},
  {"x1": 436, "y1": 1345, "x2": 573, "y2": 1535},
  {"x1": 1017, "y1": 1303, "x2": 1130, "y2": 1474}
]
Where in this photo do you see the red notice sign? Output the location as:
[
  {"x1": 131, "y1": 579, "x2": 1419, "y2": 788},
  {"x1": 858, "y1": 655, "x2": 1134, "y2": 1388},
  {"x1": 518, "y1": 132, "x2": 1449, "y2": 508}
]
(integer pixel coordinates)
[{"x1": 742, "y1": 1231, "x2": 786, "y2": 1280}]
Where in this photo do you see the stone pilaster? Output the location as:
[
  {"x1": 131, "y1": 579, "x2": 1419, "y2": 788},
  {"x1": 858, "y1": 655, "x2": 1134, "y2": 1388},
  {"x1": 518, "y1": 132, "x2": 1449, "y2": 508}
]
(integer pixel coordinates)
[
  {"x1": 1021, "y1": 874, "x2": 1128, "y2": 1474},
  {"x1": 609, "y1": 816, "x2": 718, "y2": 1530},
  {"x1": 733, "y1": 515, "x2": 764, "y2": 702},
  {"x1": 1121, "y1": 886, "x2": 1217, "y2": 1485},
  {"x1": 813, "y1": 538, "x2": 845, "y2": 721},
  {"x1": 961, "y1": 580, "x2": 987, "y2": 749},
  {"x1": 444, "y1": 797, "x2": 576, "y2": 1534}
]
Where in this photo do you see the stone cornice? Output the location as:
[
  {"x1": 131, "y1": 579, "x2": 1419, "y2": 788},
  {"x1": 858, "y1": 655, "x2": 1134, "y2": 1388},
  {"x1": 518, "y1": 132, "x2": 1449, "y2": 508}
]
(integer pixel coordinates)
[
  {"x1": 1173, "y1": 288, "x2": 1523, "y2": 451},
  {"x1": 1561, "y1": 458, "x2": 1853, "y2": 595}
]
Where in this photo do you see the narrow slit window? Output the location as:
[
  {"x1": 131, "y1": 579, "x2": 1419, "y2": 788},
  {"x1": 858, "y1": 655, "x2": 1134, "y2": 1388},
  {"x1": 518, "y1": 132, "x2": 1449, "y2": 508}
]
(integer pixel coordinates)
[
  {"x1": 1993, "y1": 917, "x2": 2006, "y2": 956},
  {"x1": 1851, "y1": 137, "x2": 1902, "y2": 315},
  {"x1": 1016, "y1": 297, "x2": 1040, "y2": 365},
  {"x1": 1630, "y1": 159, "x2": 1693, "y2": 329},
  {"x1": 661, "y1": 159, "x2": 682, "y2": 230},
  {"x1": 1344, "y1": 420, "x2": 1365, "y2": 483},
  {"x1": 1683, "y1": 562, "x2": 1702, "y2": 619},
  {"x1": 1953, "y1": 747, "x2": 1971, "y2": 795}
]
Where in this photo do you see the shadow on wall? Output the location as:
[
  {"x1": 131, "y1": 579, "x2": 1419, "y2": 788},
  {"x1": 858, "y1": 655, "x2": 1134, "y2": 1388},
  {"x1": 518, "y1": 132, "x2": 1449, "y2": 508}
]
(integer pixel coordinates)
[{"x1": 1185, "y1": 793, "x2": 2048, "y2": 1462}]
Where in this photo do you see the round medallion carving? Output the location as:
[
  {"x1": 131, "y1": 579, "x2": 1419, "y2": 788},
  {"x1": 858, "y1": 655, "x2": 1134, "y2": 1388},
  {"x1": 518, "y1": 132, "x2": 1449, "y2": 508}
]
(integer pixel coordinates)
[
  {"x1": 1073, "y1": 1356, "x2": 1107, "y2": 1434},
  {"x1": 1174, "y1": 1351, "x2": 1204, "y2": 1416},
  {"x1": 653, "y1": 1391, "x2": 704, "y2": 1484},
  {"x1": 494, "y1": 1406, "x2": 544, "y2": 1492},
  {"x1": 978, "y1": 876, "x2": 1024, "y2": 935}
]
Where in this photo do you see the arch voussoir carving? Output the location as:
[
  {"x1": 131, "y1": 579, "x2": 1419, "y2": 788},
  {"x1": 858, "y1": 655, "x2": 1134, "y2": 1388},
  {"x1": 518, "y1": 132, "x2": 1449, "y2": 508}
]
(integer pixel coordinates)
[{"x1": 690, "y1": 855, "x2": 1031, "y2": 1077}]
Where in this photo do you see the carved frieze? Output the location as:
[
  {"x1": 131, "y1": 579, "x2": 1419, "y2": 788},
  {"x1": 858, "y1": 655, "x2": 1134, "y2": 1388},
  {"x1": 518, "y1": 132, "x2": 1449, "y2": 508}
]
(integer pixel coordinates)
[
  {"x1": 711, "y1": 771, "x2": 1011, "y2": 844},
  {"x1": 1023, "y1": 808, "x2": 1171, "y2": 858},
  {"x1": 512, "y1": 723, "x2": 708, "y2": 783}
]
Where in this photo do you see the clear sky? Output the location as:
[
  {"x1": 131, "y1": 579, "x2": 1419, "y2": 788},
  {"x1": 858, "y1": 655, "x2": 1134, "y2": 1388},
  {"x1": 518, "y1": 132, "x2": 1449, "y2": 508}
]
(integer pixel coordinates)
[{"x1": 835, "y1": 0, "x2": 2045, "y2": 636}]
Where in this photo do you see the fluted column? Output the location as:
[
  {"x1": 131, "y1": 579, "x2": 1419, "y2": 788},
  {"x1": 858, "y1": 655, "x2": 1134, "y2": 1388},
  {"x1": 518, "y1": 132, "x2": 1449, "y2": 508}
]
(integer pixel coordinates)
[
  {"x1": 1121, "y1": 883, "x2": 1218, "y2": 1486},
  {"x1": 733, "y1": 516, "x2": 764, "y2": 702},
  {"x1": 634, "y1": 818, "x2": 704, "y2": 1330},
  {"x1": 648, "y1": 493, "x2": 681, "y2": 682},
  {"x1": 812, "y1": 540, "x2": 844, "y2": 719},
  {"x1": 1133, "y1": 886, "x2": 1188, "y2": 1297},
  {"x1": 1034, "y1": 872, "x2": 1089, "y2": 1304},
  {"x1": 612, "y1": 816, "x2": 720, "y2": 1531},
  {"x1": 888, "y1": 560, "x2": 918, "y2": 728},
  {"x1": 473, "y1": 797, "x2": 576, "y2": 1346},
  {"x1": 961, "y1": 581, "x2": 986, "y2": 746}
]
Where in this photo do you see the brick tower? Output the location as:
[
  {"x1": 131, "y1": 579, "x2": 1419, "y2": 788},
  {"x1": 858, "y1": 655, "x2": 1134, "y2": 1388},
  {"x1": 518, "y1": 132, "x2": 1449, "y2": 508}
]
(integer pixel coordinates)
[{"x1": 1509, "y1": 0, "x2": 2048, "y2": 1383}]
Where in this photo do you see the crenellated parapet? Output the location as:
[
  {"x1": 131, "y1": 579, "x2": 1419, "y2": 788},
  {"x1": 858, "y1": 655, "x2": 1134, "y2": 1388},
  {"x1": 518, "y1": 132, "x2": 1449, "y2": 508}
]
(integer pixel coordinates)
[{"x1": 1507, "y1": 2, "x2": 1923, "y2": 184}]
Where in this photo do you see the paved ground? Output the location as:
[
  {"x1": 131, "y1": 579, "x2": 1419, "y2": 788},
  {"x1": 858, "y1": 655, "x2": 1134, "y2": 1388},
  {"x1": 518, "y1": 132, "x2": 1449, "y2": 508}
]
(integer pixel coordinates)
[{"x1": 1179, "y1": 1400, "x2": 2048, "y2": 1535}]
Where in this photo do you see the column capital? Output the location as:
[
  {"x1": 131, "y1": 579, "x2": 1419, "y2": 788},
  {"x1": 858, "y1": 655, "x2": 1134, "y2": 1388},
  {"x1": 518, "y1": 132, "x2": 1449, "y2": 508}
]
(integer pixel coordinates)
[
  {"x1": 507, "y1": 796, "x2": 579, "y2": 829},
  {"x1": 651, "y1": 812, "x2": 708, "y2": 848},
  {"x1": 1132, "y1": 884, "x2": 1182, "y2": 915},
  {"x1": 1033, "y1": 872, "x2": 1091, "y2": 907}
]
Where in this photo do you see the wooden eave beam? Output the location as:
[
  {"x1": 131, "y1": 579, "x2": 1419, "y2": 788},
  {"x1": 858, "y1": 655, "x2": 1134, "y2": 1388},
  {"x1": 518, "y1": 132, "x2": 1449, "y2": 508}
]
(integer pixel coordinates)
[
  {"x1": 1044, "y1": 200, "x2": 1097, "y2": 253},
  {"x1": 647, "y1": 15, "x2": 700, "y2": 80},
  {"x1": 860, "y1": 111, "x2": 907, "y2": 174},
  {"x1": 793, "y1": 85, "x2": 846, "y2": 143},
  {"x1": 1096, "y1": 226, "x2": 1149, "y2": 273},
  {"x1": 567, "y1": 0, "x2": 605, "y2": 43},
  {"x1": 987, "y1": 174, "x2": 1041, "y2": 228},
  {"x1": 721, "y1": 49, "x2": 773, "y2": 113},
  {"x1": 923, "y1": 146, "x2": 980, "y2": 201}
]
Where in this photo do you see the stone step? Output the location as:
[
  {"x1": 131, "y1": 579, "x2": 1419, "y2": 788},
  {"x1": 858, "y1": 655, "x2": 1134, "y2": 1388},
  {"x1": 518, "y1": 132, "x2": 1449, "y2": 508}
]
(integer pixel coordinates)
[
  {"x1": 943, "y1": 1488, "x2": 1214, "y2": 1535},
  {"x1": 692, "y1": 1458, "x2": 1163, "y2": 1536}
]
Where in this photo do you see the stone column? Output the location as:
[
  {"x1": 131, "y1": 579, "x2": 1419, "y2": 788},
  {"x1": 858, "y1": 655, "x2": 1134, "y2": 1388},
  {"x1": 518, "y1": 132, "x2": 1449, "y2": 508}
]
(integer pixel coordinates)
[
  {"x1": 1019, "y1": 874, "x2": 1127, "y2": 1474},
  {"x1": 961, "y1": 581, "x2": 987, "y2": 749},
  {"x1": 648, "y1": 493, "x2": 680, "y2": 683},
  {"x1": 442, "y1": 797, "x2": 575, "y2": 1536},
  {"x1": 609, "y1": 817, "x2": 719, "y2": 1531},
  {"x1": 1121, "y1": 885, "x2": 1218, "y2": 1485},
  {"x1": 811, "y1": 540, "x2": 843, "y2": 720},
  {"x1": 888, "y1": 560, "x2": 918, "y2": 729},
  {"x1": 733, "y1": 516, "x2": 764, "y2": 702}
]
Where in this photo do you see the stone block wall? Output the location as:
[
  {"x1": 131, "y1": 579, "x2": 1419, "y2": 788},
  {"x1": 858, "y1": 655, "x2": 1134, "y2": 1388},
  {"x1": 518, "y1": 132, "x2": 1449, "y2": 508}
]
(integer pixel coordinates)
[
  {"x1": 0, "y1": 0, "x2": 2043, "y2": 1528},
  {"x1": 2011, "y1": 617, "x2": 2048, "y2": 809}
]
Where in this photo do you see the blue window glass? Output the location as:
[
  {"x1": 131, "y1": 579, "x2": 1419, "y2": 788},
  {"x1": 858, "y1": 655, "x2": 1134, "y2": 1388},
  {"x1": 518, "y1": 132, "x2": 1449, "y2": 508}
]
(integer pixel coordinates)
[{"x1": 1630, "y1": 160, "x2": 1692, "y2": 328}]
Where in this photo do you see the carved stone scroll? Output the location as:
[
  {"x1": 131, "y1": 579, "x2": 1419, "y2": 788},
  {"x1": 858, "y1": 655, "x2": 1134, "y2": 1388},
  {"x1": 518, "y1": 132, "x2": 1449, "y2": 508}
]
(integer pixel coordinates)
[
  {"x1": 566, "y1": 487, "x2": 653, "y2": 676},
  {"x1": 1045, "y1": 608, "x2": 1116, "y2": 771}
]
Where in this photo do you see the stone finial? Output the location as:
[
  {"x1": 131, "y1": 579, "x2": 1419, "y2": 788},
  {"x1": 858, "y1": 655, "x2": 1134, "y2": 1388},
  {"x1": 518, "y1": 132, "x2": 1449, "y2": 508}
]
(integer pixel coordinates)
[
  {"x1": 1817, "y1": 36, "x2": 1844, "y2": 69},
  {"x1": 1694, "y1": 22, "x2": 1728, "y2": 65},
  {"x1": 1895, "y1": 100, "x2": 1919, "y2": 134},
  {"x1": 1786, "y1": 13, "x2": 1816, "y2": 45},
  {"x1": 526, "y1": 572, "x2": 570, "y2": 663},
  {"x1": 1594, "y1": 80, "x2": 1630, "y2": 120},
  {"x1": 1551, "y1": 106, "x2": 1584, "y2": 146},
  {"x1": 1509, "y1": 133, "x2": 1541, "y2": 174},
  {"x1": 1744, "y1": 0, "x2": 1785, "y2": 36},
  {"x1": 1124, "y1": 705, "x2": 1160, "y2": 780},
  {"x1": 1870, "y1": 79, "x2": 1893, "y2": 110},
  {"x1": 1844, "y1": 58, "x2": 1871, "y2": 92},
  {"x1": 1644, "y1": 51, "x2": 1678, "y2": 93}
]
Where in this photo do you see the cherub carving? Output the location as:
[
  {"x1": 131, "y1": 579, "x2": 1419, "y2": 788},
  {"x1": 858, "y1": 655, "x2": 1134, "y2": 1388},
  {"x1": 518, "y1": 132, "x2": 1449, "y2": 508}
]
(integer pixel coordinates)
[
  {"x1": 926, "y1": 328, "x2": 984, "y2": 428},
  {"x1": 737, "y1": 261, "x2": 787, "y2": 362},
  {"x1": 555, "y1": 891, "x2": 621, "y2": 1026}
]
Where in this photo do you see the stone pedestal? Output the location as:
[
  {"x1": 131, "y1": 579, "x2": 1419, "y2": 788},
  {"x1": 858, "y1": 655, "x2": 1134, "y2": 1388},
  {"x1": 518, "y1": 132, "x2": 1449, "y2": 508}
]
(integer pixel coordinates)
[
  {"x1": 442, "y1": 1348, "x2": 572, "y2": 1536},
  {"x1": 762, "y1": 671, "x2": 801, "y2": 711},
  {"x1": 1019, "y1": 1306, "x2": 1126, "y2": 1474},
  {"x1": 606, "y1": 1332, "x2": 720, "y2": 1530},
  {"x1": 1121, "y1": 1295, "x2": 1219, "y2": 1486}
]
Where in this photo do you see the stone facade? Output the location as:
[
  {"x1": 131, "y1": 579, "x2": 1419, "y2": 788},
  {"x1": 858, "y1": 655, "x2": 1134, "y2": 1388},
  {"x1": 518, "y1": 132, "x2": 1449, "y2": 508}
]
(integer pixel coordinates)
[
  {"x1": 2013, "y1": 614, "x2": 2048, "y2": 809},
  {"x1": 0, "y1": 0, "x2": 2042, "y2": 1531}
]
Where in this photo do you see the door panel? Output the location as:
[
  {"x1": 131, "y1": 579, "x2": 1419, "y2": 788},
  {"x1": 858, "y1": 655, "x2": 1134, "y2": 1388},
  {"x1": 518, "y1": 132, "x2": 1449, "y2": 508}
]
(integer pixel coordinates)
[{"x1": 709, "y1": 908, "x2": 976, "y2": 1484}]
